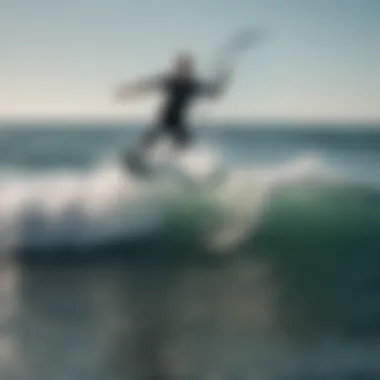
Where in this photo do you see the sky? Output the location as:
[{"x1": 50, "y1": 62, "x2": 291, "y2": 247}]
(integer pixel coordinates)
[{"x1": 1, "y1": 0, "x2": 380, "y2": 122}]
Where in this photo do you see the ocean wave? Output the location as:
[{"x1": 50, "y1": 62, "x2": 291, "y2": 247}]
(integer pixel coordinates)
[
  {"x1": 0, "y1": 148, "x2": 378, "y2": 259},
  {"x1": 2, "y1": 149, "x2": 380, "y2": 341}
]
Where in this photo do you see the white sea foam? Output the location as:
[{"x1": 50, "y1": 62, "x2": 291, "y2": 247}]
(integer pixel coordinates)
[{"x1": 0, "y1": 147, "x2": 326, "y2": 252}]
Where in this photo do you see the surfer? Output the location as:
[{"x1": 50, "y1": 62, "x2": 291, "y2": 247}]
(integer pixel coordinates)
[{"x1": 115, "y1": 52, "x2": 231, "y2": 167}]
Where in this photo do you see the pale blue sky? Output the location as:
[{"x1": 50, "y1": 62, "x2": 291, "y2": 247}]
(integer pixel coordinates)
[{"x1": 1, "y1": 0, "x2": 379, "y2": 121}]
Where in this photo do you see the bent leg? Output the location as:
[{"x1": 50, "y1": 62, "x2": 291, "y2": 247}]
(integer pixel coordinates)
[
  {"x1": 171, "y1": 125, "x2": 192, "y2": 150},
  {"x1": 122, "y1": 126, "x2": 163, "y2": 175},
  {"x1": 139, "y1": 126, "x2": 163, "y2": 151},
  {"x1": 163, "y1": 126, "x2": 192, "y2": 165}
]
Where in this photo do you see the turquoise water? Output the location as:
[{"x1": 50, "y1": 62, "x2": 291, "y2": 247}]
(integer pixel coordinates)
[{"x1": 0, "y1": 121, "x2": 380, "y2": 379}]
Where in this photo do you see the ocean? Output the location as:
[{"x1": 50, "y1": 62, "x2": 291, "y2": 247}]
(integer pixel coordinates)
[{"x1": 0, "y1": 121, "x2": 379, "y2": 380}]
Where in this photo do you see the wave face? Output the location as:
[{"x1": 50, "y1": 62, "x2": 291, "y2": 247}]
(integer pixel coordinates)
[{"x1": 1, "y1": 144, "x2": 379, "y2": 254}]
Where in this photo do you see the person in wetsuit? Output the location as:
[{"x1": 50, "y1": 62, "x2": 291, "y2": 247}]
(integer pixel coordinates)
[{"x1": 115, "y1": 52, "x2": 231, "y2": 160}]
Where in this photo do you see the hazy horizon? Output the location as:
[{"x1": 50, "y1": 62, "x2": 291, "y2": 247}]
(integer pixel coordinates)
[{"x1": 1, "y1": 116, "x2": 379, "y2": 129}]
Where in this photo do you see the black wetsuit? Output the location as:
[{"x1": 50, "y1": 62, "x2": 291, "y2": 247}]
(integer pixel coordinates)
[{"x1": 140, "y1": 75, "x2": 221, "y2": 150}]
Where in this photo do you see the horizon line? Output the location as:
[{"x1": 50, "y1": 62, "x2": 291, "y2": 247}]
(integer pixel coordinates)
[{"x1": 0, "y1": 116, "x2": 379, "y2": 126}]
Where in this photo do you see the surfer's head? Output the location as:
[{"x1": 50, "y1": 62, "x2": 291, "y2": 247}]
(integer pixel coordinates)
[{"x1": 172, "y1": 52, "x2": 194, "y2": 77}]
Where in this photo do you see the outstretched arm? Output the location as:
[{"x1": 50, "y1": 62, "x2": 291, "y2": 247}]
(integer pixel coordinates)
[{"x1": 114, "y1": 75, "x2": 164, "y2": 102}]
